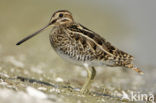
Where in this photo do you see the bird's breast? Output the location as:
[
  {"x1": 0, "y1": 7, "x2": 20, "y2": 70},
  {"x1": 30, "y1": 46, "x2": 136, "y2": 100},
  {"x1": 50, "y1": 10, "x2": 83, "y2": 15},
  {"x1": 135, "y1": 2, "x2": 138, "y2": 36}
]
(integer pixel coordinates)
[{"x1": 49, "y1": 27, "x2": 93, "y2": 65}]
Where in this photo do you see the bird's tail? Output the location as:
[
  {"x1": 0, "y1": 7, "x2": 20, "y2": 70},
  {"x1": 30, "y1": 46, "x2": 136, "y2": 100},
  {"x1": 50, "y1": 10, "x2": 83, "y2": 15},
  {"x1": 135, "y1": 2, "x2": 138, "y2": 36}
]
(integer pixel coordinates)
[{"x1": 125, "y1": 64, "x2": 144, "y2": 75}]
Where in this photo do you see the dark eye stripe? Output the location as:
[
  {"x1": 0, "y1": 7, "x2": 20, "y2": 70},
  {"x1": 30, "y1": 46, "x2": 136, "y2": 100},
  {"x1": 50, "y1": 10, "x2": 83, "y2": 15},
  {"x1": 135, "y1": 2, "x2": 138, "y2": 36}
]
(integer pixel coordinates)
[{"x1": 50, "y1": 19, "x2": 57, "y2": 25}]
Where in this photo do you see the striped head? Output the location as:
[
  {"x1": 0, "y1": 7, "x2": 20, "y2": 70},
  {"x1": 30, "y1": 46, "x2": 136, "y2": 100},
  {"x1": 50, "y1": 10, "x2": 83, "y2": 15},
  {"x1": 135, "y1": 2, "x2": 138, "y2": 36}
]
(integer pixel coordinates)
[{"x1": 49, "y1": 10, "x2": 74, "y2": 26}]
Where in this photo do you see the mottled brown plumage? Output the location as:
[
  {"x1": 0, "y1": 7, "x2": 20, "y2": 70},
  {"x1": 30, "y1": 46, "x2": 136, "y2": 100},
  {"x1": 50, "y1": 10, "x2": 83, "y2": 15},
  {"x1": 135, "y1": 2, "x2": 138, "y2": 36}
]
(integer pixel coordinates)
[
  {"x1": 49, "y1": 12, "x2": 139, "y2": 71},
  {"x1": 16, "y1": 10, "x2": 143, "y2": 93}
]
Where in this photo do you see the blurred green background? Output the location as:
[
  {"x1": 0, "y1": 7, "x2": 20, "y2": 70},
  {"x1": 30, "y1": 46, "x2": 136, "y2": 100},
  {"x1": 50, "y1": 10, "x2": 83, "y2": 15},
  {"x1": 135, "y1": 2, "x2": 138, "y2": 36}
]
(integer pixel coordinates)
[{"x1": 0, "y1": 0, "x2": 155, "y2": 102}]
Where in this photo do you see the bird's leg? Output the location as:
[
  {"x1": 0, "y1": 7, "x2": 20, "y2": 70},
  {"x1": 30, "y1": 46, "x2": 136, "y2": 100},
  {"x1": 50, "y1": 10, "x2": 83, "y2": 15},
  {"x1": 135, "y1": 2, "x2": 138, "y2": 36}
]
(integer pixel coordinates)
[{"x1": 80, "y1": 66, "x2": 96, "y2": 94}]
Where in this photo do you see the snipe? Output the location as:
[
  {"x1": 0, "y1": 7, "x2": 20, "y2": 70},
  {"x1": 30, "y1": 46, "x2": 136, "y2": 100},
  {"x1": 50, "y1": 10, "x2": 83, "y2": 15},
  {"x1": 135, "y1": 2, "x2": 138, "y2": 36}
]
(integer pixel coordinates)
[{"x1": 16, "y1": 10, "x2": 143, "y2": 93}]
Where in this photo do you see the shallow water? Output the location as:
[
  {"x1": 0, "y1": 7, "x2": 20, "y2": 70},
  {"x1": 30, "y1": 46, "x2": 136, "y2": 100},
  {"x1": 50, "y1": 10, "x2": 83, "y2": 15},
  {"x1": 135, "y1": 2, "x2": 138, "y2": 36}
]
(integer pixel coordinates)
[{"x1": 0, "y1": 0, "x2": 156, "y2": 103}]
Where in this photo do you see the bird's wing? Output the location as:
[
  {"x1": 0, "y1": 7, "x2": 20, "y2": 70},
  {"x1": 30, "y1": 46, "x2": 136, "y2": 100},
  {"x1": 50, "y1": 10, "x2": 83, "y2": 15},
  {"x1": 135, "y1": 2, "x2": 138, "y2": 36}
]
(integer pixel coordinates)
[{"x1": 67, "y1": 23, "x2": 133, "y2": 61}]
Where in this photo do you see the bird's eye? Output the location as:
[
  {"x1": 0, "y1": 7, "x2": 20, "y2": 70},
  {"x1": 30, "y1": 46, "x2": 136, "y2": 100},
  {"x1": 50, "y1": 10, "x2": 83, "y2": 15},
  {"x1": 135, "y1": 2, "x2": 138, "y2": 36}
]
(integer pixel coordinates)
[{"x1": 59, "y1": 13, "x2": 63, "y2": 17}]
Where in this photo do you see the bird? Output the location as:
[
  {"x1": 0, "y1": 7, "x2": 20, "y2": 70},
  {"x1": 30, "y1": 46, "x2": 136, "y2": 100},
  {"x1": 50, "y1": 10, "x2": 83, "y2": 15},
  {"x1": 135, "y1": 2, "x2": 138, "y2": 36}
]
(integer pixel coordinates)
[{"x1": 16, "y1": 10, "x2": 144, "y2": 94}]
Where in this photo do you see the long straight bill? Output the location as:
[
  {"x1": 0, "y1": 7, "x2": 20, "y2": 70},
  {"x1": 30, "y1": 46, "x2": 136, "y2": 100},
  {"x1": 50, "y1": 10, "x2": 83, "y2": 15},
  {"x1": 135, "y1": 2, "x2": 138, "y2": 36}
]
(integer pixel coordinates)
[{"x1": 16, "y1": 24, "x2": 50, "y2": 45}]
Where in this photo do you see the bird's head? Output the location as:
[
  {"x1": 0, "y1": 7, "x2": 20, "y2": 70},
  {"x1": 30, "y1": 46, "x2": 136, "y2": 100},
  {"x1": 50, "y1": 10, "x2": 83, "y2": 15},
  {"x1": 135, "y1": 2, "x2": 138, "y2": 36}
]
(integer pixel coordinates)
[{"x1": 49, "y1": 10, "x2": 74, "y2": 26}]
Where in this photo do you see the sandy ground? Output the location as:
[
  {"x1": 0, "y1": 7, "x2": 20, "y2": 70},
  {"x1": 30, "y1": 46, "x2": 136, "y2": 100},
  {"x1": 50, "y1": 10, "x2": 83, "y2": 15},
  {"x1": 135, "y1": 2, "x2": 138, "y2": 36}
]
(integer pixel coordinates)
[{"x1": 0, "y1": 48, "x2": 155, "y2": 103}]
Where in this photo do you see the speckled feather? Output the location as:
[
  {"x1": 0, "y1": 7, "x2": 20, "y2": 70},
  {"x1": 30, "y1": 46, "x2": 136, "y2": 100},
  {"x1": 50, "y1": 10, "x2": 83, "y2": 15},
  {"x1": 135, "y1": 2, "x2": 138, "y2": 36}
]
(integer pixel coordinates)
[
  {"x1": 49, "y1": 23, "x2": 132, "y2": 66},
  {"x1": 48, "y1": 10, "x2": 143, "y2": 74}
]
